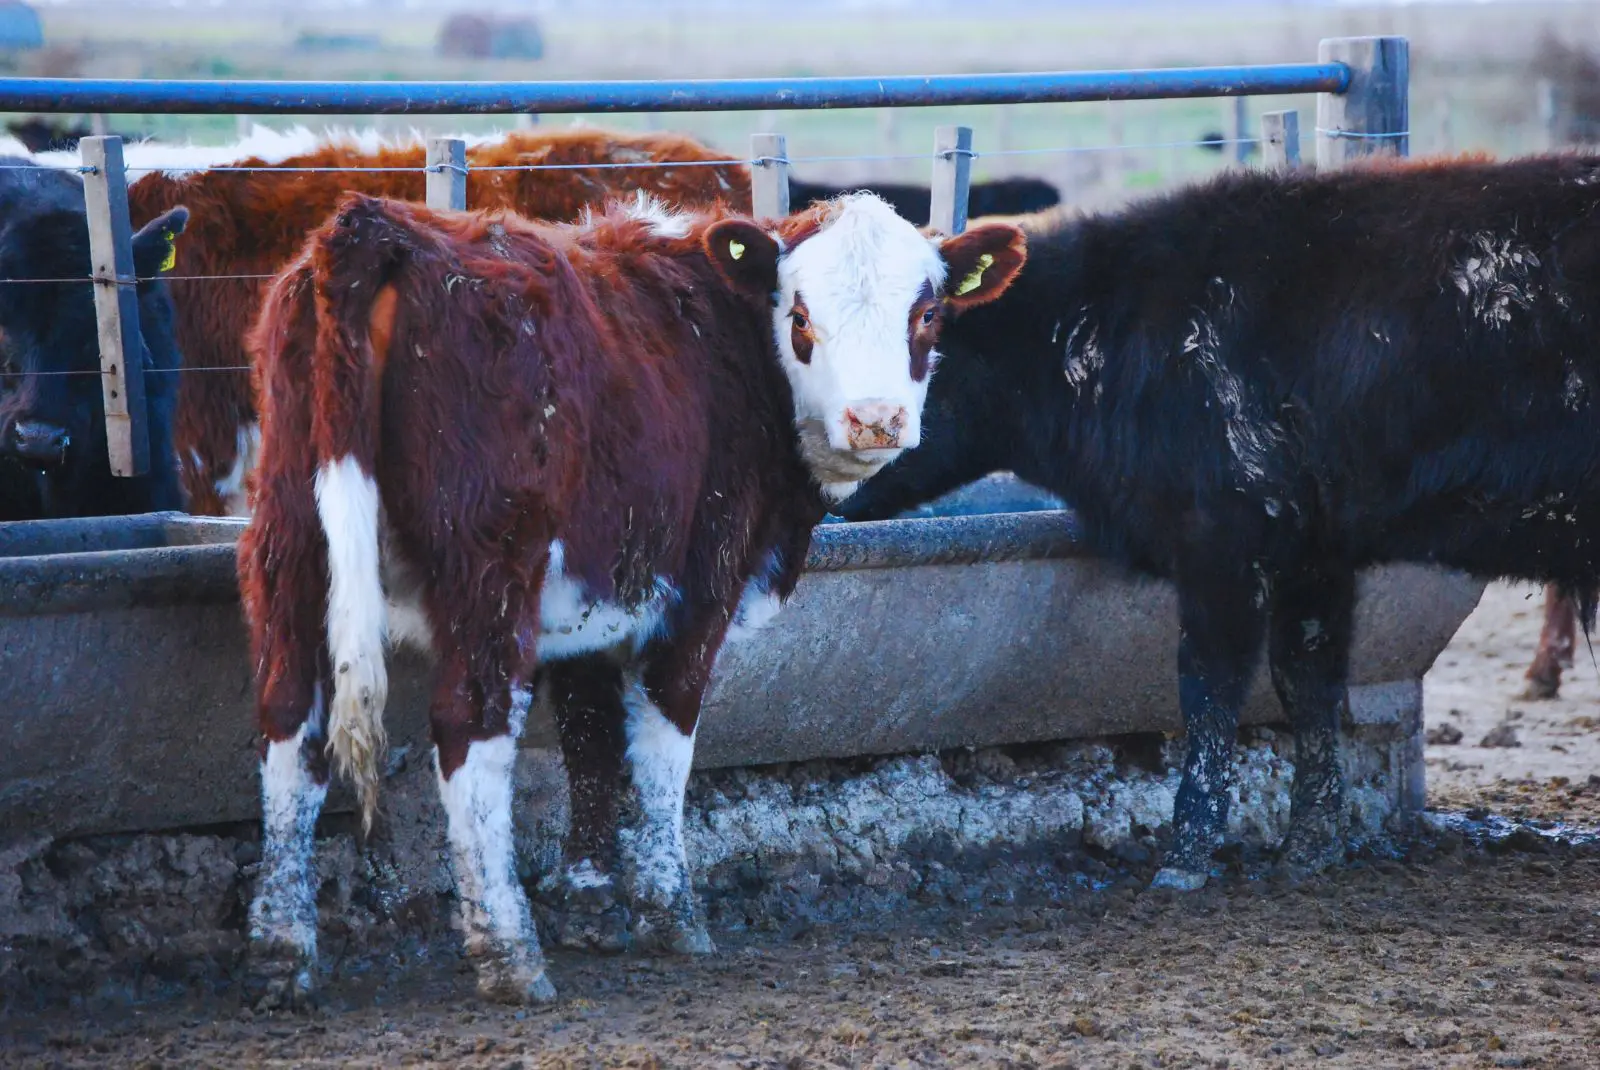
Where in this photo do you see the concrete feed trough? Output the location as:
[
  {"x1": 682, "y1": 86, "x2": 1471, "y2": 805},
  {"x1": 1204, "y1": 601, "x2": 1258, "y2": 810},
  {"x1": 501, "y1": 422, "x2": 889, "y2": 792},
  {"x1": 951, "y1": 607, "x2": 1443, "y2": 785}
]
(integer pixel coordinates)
[{"x1": 0, "y1": 478, "x2": 1485, "y2": 840}]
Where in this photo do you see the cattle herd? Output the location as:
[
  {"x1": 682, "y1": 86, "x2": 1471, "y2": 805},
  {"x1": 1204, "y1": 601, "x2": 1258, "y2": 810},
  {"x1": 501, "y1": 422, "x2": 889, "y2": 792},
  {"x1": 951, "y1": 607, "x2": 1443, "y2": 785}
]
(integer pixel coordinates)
[{"x1": 0, "y1": 122, "x2": 1595, "y2": 1011}]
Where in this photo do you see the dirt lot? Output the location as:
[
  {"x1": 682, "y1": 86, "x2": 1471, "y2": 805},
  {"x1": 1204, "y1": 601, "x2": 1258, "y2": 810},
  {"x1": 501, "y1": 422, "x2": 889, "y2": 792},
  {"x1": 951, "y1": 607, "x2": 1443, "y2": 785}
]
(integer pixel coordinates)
[{"x1": 3, "y1": 581, "x2": 1599, "y2": 1069}]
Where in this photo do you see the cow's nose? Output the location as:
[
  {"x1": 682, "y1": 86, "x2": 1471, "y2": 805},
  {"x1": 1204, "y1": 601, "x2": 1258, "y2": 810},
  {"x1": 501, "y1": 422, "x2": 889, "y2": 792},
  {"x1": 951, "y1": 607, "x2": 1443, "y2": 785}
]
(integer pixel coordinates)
[
  {"x1": 841, "y1": 401, "x2": 910, "y2": 451},
  {"x1": 11, "y1": 420, "x2": 69, "y2": 463}
]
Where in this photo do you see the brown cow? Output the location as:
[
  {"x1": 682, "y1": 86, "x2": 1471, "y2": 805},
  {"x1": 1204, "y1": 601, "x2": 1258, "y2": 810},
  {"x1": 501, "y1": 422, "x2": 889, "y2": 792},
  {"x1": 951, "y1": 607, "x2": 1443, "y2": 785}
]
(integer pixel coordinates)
[
  {"x1": 1525, "y1": 583, "x2": 1582, "y2": 698},
  {"x1": 238, "y1": 190, "x2": 1024, "y2": 1008},
  {"x1": 97, "y1": 126, "x2": 750, "y2": 516}
]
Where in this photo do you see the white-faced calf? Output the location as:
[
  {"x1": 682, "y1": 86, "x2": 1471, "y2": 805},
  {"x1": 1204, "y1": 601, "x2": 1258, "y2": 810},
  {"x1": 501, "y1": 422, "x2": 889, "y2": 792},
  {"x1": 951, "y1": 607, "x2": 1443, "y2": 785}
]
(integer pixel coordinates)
[{"x1": 238, "y1": 190, "x2": 1024, "y2": 1007}]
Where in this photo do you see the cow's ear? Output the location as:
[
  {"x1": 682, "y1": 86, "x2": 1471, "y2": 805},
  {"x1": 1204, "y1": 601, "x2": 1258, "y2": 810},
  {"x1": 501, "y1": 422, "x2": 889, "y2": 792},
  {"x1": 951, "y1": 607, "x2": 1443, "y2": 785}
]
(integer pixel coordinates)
[
  {"x1": 703, "y1": 219, "x2": 781, "y2": 301},
  {"x1": 938, "y1": 222, "x2": 1026, "y2": 311},
  {"x1": 132, "y1": 206, "x2": 190, "y2": 280}
]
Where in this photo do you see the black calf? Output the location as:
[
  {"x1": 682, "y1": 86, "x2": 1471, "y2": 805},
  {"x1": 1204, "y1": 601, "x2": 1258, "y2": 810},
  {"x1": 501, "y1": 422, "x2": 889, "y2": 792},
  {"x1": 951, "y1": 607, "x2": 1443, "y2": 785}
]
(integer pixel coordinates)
[
  {"x1": 0, "y1": 157, "x2": 189, "y2": 518},
  {"x1": 789, "y1": 175, "x2": 1060, "y2": 226},
  {"x1": 839, "y1": 154, "x2": 1600, "y2": 888}
]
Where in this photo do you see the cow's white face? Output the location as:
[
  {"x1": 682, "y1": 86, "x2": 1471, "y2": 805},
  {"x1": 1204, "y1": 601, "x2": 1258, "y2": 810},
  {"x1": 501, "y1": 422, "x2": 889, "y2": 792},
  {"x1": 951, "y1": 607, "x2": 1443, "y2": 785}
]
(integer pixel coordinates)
[{"x1": 704, "y1": 193, "x2": 1027, "y2": 501}]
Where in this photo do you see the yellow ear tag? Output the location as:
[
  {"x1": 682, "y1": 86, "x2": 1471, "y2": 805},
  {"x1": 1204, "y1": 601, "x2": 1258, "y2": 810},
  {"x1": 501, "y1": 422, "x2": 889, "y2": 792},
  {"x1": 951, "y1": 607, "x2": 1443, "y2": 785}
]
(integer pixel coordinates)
[
  {"x1": 954, "y1": 252, "x2": 994, "y2": 297},
  {"x1": 728, "y1": 239, "x2": 746, "y2": 261},
  {"x1": 159, "y1": 231, "x2": 177, "y2": 273}
]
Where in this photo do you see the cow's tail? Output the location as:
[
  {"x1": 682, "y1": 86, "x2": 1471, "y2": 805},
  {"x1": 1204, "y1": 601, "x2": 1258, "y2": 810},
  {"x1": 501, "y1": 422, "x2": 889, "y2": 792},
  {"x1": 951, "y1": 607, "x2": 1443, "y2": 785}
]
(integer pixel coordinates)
[{"x1": 308, "y1": 194, "x2": 410, "y2": 834}]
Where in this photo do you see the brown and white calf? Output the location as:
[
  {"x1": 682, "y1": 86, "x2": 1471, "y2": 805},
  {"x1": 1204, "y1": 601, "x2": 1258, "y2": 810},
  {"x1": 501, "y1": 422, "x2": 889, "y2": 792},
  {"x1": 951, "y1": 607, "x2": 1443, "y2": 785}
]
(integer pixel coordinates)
[{"x1": 237, "y1": 190, "x2": 1024, "y2": 1007}]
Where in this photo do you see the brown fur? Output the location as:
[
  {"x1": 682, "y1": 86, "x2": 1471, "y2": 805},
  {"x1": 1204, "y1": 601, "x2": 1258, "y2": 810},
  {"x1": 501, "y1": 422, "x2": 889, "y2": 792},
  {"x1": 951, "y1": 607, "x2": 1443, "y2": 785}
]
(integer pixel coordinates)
[
  {"x1": 239, "y1": 193, "x2": 822, "y2": 809},
  {"x1": 129, "y1": 127, "x2": 751, "y2": 515}
]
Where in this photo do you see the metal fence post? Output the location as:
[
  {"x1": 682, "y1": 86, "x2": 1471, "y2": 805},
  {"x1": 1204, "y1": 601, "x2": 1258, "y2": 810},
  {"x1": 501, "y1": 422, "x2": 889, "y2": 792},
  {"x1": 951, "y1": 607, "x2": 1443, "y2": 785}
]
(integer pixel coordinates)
[
  {"x1": 426, "y1": 137, "x2": 467, "y2": 211},
  {"x1": 1316, "y1": 36, "x2": 1409, "y2": 168},
  {"x1": 1229, "y1": 95, "x2": 1250, "y2": 164},
  {"x1": 80, "y1": 135, "x2": 148, "y2": 478},
  {"x1": 928, "y1": 125, "x2": 973, "y2": 235},
  {"x1": 1260, "y1": 109, "x2": 1301, "y2": 169},
  {"x1": 750, "y1": 132, "x2": 789, "y2": 220}
]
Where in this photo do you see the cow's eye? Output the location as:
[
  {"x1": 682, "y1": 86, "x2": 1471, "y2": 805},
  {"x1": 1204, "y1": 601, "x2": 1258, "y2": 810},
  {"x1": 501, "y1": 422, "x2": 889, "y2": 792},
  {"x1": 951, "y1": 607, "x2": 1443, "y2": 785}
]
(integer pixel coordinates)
[
  {"x1": 920, "y1": 307, "x2": 936, "y2": 327},
  {"x1": 790, "y1": 310, "x2": 809, "y2": 331}
]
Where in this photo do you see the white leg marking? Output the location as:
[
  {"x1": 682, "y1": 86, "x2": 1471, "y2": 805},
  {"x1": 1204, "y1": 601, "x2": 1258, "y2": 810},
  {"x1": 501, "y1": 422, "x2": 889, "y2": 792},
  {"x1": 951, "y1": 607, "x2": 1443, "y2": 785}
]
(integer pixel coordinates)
[
  {"x1": 622, "y1": 680, "x2": 696, "y2": 904},
  {"x1": 436, "y1": 721, "x2": 551, "y2": 997},
  {"x1": 314, "y1": 456, "x2": 388, "y2": 826},
  {"x1": 249, "y1": 715, "x2": 327, "y2": 963}
]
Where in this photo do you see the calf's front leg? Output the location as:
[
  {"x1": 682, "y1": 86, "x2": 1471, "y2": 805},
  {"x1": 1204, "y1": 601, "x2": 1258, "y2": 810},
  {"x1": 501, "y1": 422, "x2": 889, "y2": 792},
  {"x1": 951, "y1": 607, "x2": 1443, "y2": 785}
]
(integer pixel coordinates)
[
  {"x1": 538, "y1": 653, "x2": 633, "y2": 952},
  {"x1": 1151, "y1": 566, "x2": 1266, "y2": 891},
  {"x1": 432, "y1": 659, "x2": 556, "y2": 1004}
]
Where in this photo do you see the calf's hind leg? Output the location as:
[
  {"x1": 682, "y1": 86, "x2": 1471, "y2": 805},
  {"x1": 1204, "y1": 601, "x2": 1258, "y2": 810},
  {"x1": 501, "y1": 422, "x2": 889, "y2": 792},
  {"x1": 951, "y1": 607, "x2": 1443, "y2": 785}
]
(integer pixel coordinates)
[
  {"x1": 431, "y1": 639, "x2": 556, "y2": 1004},
  {"x1": 246, "y1": 673, "x2": 330, "y2": 1011},
  {"x1": 1268, "y1": 565, "x2": 1355, "y2": 877},
  {"x1": 1151, "y1": 565, "x2": 1266, "y2": 891},
  {"x1": 239, "y1": 470, "x2": 334, "y2": 1011}
]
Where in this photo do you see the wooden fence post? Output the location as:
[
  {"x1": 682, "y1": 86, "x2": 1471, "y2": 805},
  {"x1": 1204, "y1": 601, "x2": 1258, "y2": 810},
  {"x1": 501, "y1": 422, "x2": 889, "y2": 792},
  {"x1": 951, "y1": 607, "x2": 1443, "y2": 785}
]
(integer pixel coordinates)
[
  {"x1": 426, "y1": 137, "x2": 467, "y2": 211},
  {"x1": 928, "y1": 125, "x2": 973, "y2": 235},
  {"x1": 1316, "y1": 36, "x2": 1409, "y2": 168},
  {"x1": 750, "y1": 132, "x2": 790, "y2": 220},
  {"x1": 80, "y1": 135, "x2": 148, "y2": 478},
  {"x1": 1260, "y1": 109, "x2": 1301, "y2": 169}
]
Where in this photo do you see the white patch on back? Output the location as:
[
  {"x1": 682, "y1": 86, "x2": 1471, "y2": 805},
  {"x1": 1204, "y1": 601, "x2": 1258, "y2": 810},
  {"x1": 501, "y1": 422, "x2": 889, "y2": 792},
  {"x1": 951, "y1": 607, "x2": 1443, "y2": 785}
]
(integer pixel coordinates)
[
  {"x1": 1182, "y1": 291, "x2": 1283, "y2": 488},
  {"x1": 619, "y1": 679, "x2": 696, "y2": 904},
  {"x1": 1062, "y1": 312, "x2": 1104, "y2": 392},
  {"x1": 217, "y1": 421, "x2": 261, "y2": 517},
  {"x1": 1450, "y1": 232, "x2": 1541, "y2": 328},
  {"x1": 619, "y1": 189, "x2": 692, "y2": 238},
  {"x1": 248, "y1": 712, "x2": 327, "y2": 965},
  {"x1": 536, "y1": 540, "x2": 674, "y2": 660}
]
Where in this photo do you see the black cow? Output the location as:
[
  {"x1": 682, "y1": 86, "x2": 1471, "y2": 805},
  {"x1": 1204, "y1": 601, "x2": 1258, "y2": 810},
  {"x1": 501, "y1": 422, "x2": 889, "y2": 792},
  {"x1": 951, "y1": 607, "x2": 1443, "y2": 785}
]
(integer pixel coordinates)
[
  {"x1": 789, "y1": 175, "x2": 1060, "y2": 226},
  {"x1": 838, "y1": 154, "x2": 1600, "y2": 890},
  {"x1": 0, "y1": 157, "x2": 189, "y2": 518}
]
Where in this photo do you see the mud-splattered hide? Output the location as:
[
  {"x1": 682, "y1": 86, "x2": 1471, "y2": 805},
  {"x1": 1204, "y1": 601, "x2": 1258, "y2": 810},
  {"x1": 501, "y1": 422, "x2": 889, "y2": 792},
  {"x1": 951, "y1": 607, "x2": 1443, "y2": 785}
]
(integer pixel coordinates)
[
  {"x1": 839, "y1": 152, "x2": 1600, "y2": 893},
  {"x1": 236, "y1": 189, "x2": 1024, "y2": 1009}
]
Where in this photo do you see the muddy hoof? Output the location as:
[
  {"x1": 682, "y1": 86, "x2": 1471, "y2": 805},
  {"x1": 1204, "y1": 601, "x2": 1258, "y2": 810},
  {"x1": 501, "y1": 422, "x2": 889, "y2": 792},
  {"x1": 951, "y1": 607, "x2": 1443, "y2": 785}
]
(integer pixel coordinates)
[
  {"x1": 1521, "y1": 675, "x2": 1560, "y2": 701},
  {"x1": 475, "y1": 958, "x2": 558, "y2": 1005},
  {"x1": 243, "y1": 945, "x2": 317, "y2": 1012},
  {"x1": 538, "y1": 902, "x2": 633, "y2": 954},
  {"x1": 535, "y1": 862, "x2": 633, "y2": 954},
  {"x1": 1277, "y1": 824, "x2": 1347, "y2": 879},
  {"x1": 631, "y1": 904, "x2": 716, "y2": 956},
  {"x1": 1149, "y1": 866, "x2": 1209, "y2": 892}
]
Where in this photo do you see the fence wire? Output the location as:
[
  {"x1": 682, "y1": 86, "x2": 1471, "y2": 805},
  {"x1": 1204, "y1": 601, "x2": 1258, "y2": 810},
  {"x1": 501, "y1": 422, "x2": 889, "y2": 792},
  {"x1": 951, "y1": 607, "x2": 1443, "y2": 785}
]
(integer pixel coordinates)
[{"x1": 0, "y1": 123, "x2": 1405, "y2": 380}]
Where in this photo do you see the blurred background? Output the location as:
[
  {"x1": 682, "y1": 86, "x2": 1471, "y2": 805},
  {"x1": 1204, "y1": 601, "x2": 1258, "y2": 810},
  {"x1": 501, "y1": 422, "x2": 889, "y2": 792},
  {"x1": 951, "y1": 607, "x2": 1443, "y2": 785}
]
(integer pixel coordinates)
[{"x1": 2, "y1": 0, "x2": 1599, "y2": 210}]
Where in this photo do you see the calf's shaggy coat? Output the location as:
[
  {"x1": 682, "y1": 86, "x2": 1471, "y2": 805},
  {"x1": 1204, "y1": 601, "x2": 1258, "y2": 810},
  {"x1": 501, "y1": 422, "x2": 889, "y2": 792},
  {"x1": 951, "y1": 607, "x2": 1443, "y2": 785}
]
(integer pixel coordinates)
[
  {"x1": 839, "y1": 154, "x2": 1600, "y2": 889},
  {"x1": 112, "y1": 127, "x2": 752, "y2": 516},
  {"x1": 239, "y1": 190, "x2": 1023, "y2": 1007}
]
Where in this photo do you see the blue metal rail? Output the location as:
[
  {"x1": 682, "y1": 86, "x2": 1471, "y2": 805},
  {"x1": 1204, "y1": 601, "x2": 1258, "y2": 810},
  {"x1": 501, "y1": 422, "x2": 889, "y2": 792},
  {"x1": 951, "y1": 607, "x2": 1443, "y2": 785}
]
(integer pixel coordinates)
[{"x1": 0, "y1": 64, "x2": 1350, "y2": 115}]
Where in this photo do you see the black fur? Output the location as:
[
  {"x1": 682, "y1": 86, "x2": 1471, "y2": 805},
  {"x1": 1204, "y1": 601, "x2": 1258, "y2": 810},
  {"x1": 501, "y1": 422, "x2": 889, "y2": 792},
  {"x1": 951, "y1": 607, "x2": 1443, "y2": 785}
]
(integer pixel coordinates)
[
  {"x1": 838, "y1": 154, "x2": 1600, "y2": 884},
  {"x1": 0, "y1": 156, "x2": 188, "y2": 518},
  {"x1": 788, "y1": 175, "x2": 1060, "y2": 226}
]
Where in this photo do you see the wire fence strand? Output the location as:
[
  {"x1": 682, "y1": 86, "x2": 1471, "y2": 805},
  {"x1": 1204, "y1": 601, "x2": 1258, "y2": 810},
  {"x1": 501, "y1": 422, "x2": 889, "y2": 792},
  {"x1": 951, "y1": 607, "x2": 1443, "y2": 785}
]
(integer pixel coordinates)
[{"x1": 0, "y1": 126, "x2": 1407, "y2": 321}]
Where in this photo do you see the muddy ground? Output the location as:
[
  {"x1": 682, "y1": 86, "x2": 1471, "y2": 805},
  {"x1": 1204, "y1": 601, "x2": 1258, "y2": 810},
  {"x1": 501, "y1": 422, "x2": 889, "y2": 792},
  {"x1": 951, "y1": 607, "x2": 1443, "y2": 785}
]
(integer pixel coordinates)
[{"x1": 3, "y1": 580, "x2": 1600, "y2": 1069}]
